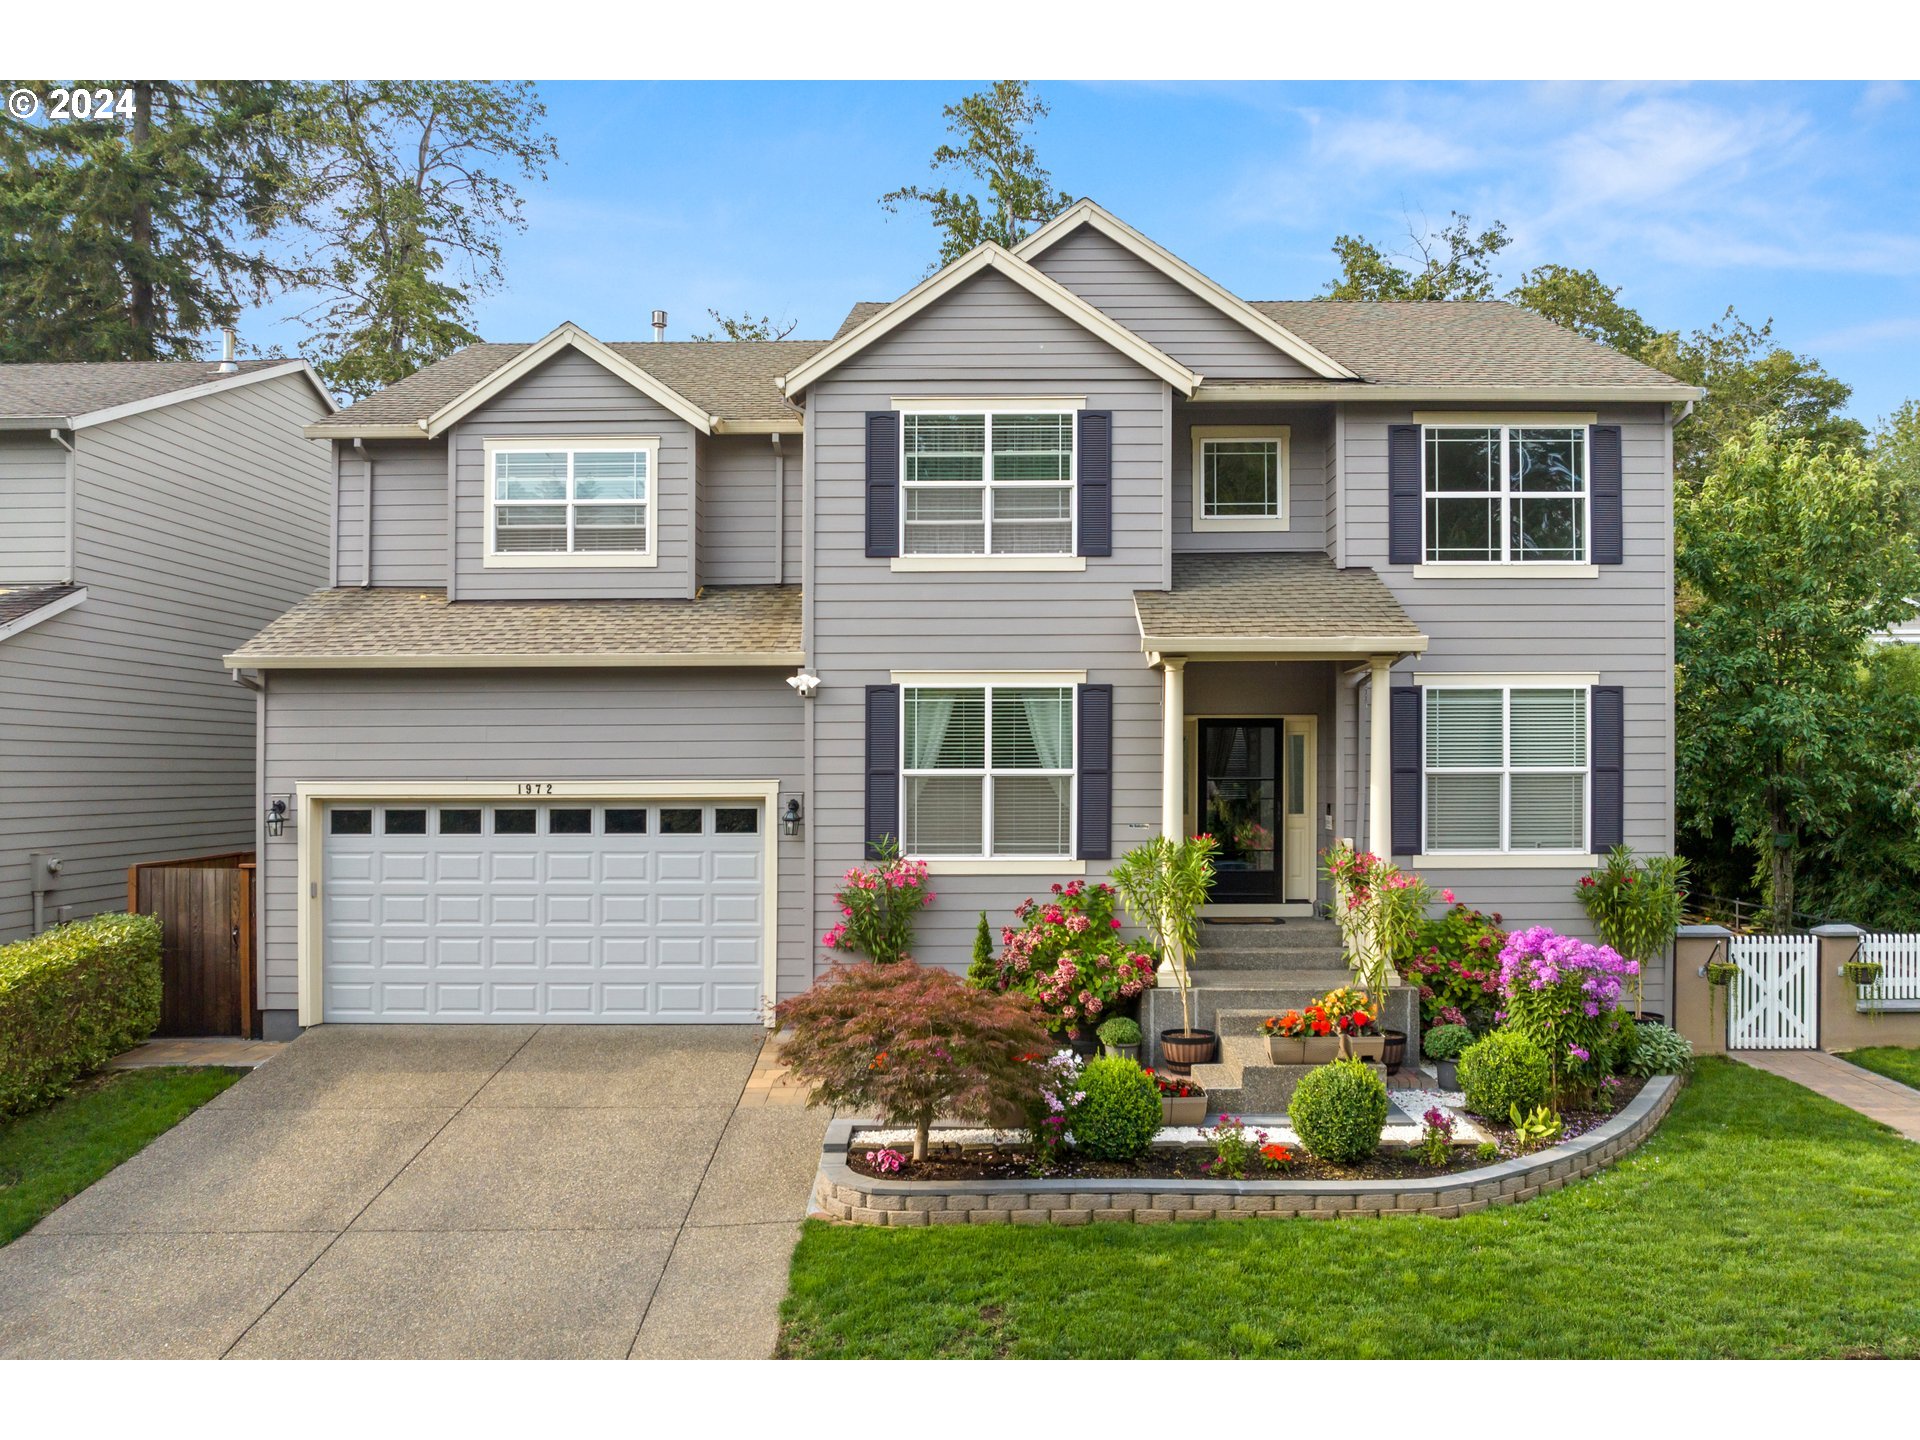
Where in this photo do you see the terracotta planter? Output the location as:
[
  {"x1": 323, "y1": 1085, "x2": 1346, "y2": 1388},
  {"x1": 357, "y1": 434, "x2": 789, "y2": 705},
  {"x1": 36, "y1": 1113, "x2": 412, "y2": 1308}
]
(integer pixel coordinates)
[
  {"x1": 1158, "y1": 1028, "x2": 1218, "y2": 1075},
  {"x1": 1160, "y1": 1093, "x2": 1207, "y2": 1127}
]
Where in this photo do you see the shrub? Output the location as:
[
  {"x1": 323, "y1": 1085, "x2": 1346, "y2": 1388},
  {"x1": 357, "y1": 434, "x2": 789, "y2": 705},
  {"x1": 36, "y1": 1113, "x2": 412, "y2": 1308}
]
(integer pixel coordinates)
[
  {"x1": 1323, "y1": 844, "x2": 1432, "y2": 993},
  {"x1": 774, "y1": 960, "x2": 1050, "y2": 1160},
  {"x1": 1498, "y1": 926, "x2": 1640, "y2": 1100},
  {"x1": 1288, "y1": 1058, "x2": 1389, "y2": 1163},
  {"x1": 1576, "y1": 846, "x2": 1688, "y2": 994},
  {"x1": 819, "y1": 838, "x2": 933, "y2": 963},
  {"x1": 0, "y1": 913, "x2": 162, "y2": 1120},
  {"x1": 1626, "y1": 1022, "x2": 1695, "y2": 1077},
  {"x1": 1095, "y1": 1014, "x2": 1141, "y2": 1047},
  {"x1": 985, "y1": 879, "x2": 1156, "y2": 1037},
  {"x1": 1399, "y1": 902, "x2": 1508, "y2": 1029},
  {"x1": 1423, "y1": 1022, "x2": 1472, "y2": 1061},
  {"x1": 1457, "y1": 1029, "x2": 1552, "y2": 1119},
  {"x1": 1071, "y1": 1056, "x2": 1163, "y2": 1160},
  {"x1": 967, "y1": 911, "x2": 996, "y2": 988}
]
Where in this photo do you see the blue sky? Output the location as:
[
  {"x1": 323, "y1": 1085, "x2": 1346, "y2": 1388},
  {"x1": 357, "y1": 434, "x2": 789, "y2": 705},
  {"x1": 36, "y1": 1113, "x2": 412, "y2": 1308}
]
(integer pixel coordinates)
[{"x1": 245, "y1": 80, "x2": 1920, "y2": 424}]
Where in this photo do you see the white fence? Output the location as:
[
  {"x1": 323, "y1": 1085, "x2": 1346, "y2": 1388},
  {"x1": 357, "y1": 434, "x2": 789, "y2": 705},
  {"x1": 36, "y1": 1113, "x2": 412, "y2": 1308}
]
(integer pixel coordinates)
[
  {"x1": 1727, "y1": 934, "x2": 1819, "y2": 1050},
  {"x1": 1858, "y1": 933, "x2": 1920, "y2": 1011}
]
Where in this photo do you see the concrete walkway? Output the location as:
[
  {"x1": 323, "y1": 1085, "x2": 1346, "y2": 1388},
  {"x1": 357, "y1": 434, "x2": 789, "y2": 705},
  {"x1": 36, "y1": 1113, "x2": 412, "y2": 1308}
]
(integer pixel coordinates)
[
  {"x1": 1736, "y1": 1049, "x2": 1920, "y2": 1142},
  {"x1": 110, "y1": 1036, "x2": 286, "y2": 1069},
  {"x1": 0, "y1": 1026, "x2": 828, "y2": 1359}
]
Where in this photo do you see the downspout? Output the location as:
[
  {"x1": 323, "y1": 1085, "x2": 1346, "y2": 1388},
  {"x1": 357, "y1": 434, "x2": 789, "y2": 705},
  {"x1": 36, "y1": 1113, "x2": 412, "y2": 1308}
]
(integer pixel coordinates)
[
  {"x1": 355, "y1": 438, "x2": 372, "y2": 587},
  {"x1": 49, "y1": 429, "x2": 75, "y2": 583},
  {"x1": 770, "y1": 433, "x2": 785, "y2": 585}
]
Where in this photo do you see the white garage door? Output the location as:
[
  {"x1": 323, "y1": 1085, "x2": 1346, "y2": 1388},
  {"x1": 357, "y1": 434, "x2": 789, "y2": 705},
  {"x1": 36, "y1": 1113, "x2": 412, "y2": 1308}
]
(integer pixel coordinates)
[{"x1": 321, "y1": 800, "x2": 765, "y2": 1023}]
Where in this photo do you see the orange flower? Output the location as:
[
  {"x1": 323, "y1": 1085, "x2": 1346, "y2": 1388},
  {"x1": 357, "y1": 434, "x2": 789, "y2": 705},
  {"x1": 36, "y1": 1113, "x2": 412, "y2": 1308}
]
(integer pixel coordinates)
[
  {"x1": 870, "y1": 1050, "x2": 889, "y2": 1070},
  {"x1": 1260, "y1": 1143, "x2": 1292, "y2": 1163}
]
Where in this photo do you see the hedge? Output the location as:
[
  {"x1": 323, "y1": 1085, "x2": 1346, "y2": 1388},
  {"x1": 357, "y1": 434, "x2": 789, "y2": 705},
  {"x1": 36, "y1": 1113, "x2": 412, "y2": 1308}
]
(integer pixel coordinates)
[{"x1": 0, "y1": 913, "x2": 163, "y2": 1120}]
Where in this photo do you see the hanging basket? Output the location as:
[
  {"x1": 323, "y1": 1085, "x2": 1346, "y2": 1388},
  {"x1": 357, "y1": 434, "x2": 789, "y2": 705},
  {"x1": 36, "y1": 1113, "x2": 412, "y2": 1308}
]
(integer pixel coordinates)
[
  {"x1": 1704, "y1": 960, "x2": 1739, "y2": 988},
  {"x1": 1843, "y1": 960, "x2": 1883, "y2": 988}
]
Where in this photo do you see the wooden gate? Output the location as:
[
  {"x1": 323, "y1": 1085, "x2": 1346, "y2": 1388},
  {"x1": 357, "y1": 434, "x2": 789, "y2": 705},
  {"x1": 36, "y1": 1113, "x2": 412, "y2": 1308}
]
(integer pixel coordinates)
[
  {"x1": 128, "y1": 853, "x2": 256, "y2": 1037},
  {"x1": 1727, "y1": 933, "x2": 1818, "y2": 1050}
]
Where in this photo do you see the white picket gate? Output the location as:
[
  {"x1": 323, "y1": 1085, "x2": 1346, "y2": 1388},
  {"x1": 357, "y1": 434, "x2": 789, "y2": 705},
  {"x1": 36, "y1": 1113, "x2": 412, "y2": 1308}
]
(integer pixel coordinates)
[
  {"x1": 1858, "y1": 933, "x2": 1920, "y2": 1011},
  {"x1": 1726, "y1": 934, "x2": 1819, "y2": 1050}
]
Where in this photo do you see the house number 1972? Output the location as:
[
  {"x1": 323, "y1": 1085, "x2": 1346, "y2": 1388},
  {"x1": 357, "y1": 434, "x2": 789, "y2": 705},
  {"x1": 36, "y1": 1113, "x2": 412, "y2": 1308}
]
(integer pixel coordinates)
[{"x1": 515, "y1": 783, "x2": 555, "y2": 795}]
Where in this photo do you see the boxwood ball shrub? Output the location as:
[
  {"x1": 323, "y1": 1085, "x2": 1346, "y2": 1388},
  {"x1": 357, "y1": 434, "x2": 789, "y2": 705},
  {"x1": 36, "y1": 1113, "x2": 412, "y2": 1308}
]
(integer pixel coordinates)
[
  {"x1": 1096, "y1": 1014, "x2": 1142, "y2": 1048},
  {"x1": 1423, "y1": 1022, "x2": 1473, "y2": 1061},
  {"x1": 1626, "y1": 1021, "x2": 1694, "y2": 1077},
  {"x1": 1071, "y1": 1056, "x2": 1164, "y2": 1161},
  {"x1": 1457, "y1": 1028, "x2": 1552, "y2": 1119},
  {"x1": 0, "y1": 913, "x2": 163, "y2": 1120},
  {"x1": 1288, "y1": 1057, "x2": 1389, "y2": 1163}
]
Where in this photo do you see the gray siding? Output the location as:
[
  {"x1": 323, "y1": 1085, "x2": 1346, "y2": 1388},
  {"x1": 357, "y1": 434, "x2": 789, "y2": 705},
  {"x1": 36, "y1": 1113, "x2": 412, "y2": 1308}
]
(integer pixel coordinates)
[
  {"x1": 696, "y1": 433, "x2": 800, "y2": 586},
  {"x1": 450, "y1": 349, "x2": 696, "y2": 600},
  {"x1": 1029, "y1": 225, "x2": 1317, "y2": 380},
  {"x1": 807, "y1": 267, "x2": 1173, "y2": 978},
  {"x1": 1172, "y1": 401, "x2": 1330, "y2": 553},
  {"x1": 257, "y1": 669, "x2": 807, "y2": 1015},
  {"x1": 0, "y1": 434, "x2": 69, "y2": 583},
  {"x1": 0, "y1": 372, "x2": 332, "y2": 939},
  {"x1": 1338, "y1": 402, "x2": 1677, "y2": 1007},
  {"x1": 336, "y1": 440, "x2": 447, "y2": 587}
]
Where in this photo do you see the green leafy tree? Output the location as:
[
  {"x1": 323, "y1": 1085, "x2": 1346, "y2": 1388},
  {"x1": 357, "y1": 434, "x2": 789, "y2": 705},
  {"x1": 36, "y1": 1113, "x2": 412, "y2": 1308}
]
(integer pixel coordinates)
[
  {"x1": 0, "y1": 80, "x2": 298, "y2": 361},
  {"x1": 881, "y1": 80, "x2": 1074, "y2": 273},
  {"x1": 1321, "y1": 212, "x2": 1511, "y2": 301},
  {"x1": 1676, "y1": 423, "x2": 1920, "y2": 930},
  {"x1": 280, "y1": 81, "x2": 557, "y2": 398},
  {"x1": 691, "y1": 309, "x2": 798, "y2": 342},
  {"x1": 1507, "y1": 263, "x2": 1658, "y2": 356}
]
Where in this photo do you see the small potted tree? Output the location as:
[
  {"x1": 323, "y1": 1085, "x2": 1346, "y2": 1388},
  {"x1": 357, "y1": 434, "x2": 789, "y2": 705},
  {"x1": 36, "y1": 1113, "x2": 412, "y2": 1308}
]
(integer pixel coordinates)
[
  {"x1": 1111, "y1": 834, "x2": 1219, "y2": 1074},
  {"x1": 1576, "y1": 845, "x2": 1688, "y2": 1023},
  {"x1": 1423, "y1": 1022, "x2": 1472, "y2": 1089},
  {"x1": 1097, "y1": 1014, "x2": 1143, "y2": 1062}
]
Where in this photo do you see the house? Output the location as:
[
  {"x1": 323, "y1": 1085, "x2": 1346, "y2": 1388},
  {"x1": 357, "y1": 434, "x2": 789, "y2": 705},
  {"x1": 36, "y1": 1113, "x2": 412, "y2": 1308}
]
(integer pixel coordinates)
[
  {"x1": 0, "y1": 357, "x2": 335, "y2": 941},
  {"x1": 226, "y1": 201, "x2": 1698, "y2": 1042}
]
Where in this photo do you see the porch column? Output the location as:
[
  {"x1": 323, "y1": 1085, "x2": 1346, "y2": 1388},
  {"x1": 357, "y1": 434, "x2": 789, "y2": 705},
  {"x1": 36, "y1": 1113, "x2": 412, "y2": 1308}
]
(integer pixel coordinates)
[
  {"x1": 1367, "y1": 655, "x2": 1391, "y2": 857},
  {"x1": 1161, "y1": 657, "x2": 1186, "y2": 840}
]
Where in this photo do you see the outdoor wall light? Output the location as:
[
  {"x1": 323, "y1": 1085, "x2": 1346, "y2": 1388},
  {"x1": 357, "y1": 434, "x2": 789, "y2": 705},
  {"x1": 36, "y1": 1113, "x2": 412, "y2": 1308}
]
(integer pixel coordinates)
[
  {"x1": 782, "y1": 797, "x2": 804, "y2": 837},
  {"x1": 265, "y1": 798, "x2": 289, "y2": 838}
]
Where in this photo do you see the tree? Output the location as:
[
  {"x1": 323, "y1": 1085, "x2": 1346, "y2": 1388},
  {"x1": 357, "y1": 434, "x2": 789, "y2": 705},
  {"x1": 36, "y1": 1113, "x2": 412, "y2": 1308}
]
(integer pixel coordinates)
[
  {"x1": 881, "y1": 80, "x2": 1073, "y2": 272},
  {"x1": 1675, "y1": 423, "x2": 1920, "y2": 929},
  {"x1": 280, "y1": 81, "x2": 557, "y2": 398},
  {"x1": 690, "y1": 309, "x2": 797, "y2": 342},
  {"x1": 1507, "y1": 264, "x2": 1658, "y2": 356},
  {"x1": 1320, "y1": 211, "x2": 1511, "y2": 301},
  {"x1": 0, "y1": 80, "x2": 298, "y2": 361}
]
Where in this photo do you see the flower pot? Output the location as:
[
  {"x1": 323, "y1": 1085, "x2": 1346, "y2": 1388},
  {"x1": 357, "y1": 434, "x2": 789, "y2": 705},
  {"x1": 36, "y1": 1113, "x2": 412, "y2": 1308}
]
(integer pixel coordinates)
[
  {"x1": 1432, "y1": 1056, "x2": 1460, "y2": 1090},
  {"x1": 1265, "y1": 1035, "x2": 1307, "y2": 1064},
  {"x1": 1346, "y1": 1034, "x2": 1386, "y2": 1063},
  {"x1": 1301, "y1": 1036, "x2": 1344, "y2": 1063},
  {"x1": 1634, "y1": 1012, "x2": 1667, "y2": 1028},
  {"x1": 1158, "y1": 1028, "x2": 1218, "y2": 1075},
  {"x1": 1161, "y1": 1094, "x2": 1207, "y2": 1127},
  {"x1": 1104, "y1": 1042, "x2": 1142, "y2": 1063},
  {"x1": 1381, "y1": 1028, "x2": 1408, "y2": 1075}
]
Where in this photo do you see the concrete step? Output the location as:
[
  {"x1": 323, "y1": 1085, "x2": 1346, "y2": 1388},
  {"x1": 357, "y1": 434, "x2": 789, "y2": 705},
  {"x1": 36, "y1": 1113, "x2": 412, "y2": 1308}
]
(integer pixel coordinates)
[
  {"x1": 1195, "y1": 918, "x2": 1343, "y2": 954},
  {"x1": 1146, "y1": 982, "x2": 1420, "y2": 1069},
  {"x1": 1190, "y1": 1035, "x2": 1420, "y2": 1121}
]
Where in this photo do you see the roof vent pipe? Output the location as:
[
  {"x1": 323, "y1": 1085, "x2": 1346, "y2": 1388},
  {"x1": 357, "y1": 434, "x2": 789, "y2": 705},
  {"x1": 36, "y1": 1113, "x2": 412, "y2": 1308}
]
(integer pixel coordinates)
[
  {"x1": 651, "y1": 310, "x2": 667, "y2": 342},
  {"x1": 217, "y1": 328, "x2": 239, "y2": 374}
]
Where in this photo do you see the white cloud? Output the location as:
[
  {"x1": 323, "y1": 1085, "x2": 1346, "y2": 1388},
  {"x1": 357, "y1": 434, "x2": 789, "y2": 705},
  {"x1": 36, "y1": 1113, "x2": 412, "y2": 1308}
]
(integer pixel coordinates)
[
  {"x1": 1806, "y1": 314, "x2": 1920, "y2": 351},
  {"x1": 1309, "y1": 114, "x2": 1480, "y2": 175}
]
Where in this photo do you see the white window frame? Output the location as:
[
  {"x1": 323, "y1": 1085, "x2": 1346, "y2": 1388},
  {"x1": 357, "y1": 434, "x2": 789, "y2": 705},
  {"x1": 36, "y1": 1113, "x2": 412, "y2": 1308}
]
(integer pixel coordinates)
[
  {"x1": 1421, "y1": 682, "x2": 1590, "y2": 856},
  {"x1": 899, "y1": 681, "x2": 1077, "y2": 863},
  {"x1": 1419, "y1": 420, "x2": 1590, "y2": 569},
  {"x1": 1190, "y1": 425, "x2": 1290, "y2": 533},
  {"x1": 482, "y1": 437, "x2": 660, "y2": 569},
  {"x1": 895, "y1": 401, "x2": 1079, "y2": 560}
]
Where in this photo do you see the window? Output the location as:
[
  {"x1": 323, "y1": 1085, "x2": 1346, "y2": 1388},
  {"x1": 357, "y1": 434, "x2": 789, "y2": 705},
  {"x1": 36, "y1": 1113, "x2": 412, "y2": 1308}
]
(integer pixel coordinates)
[
  {"x1": 1425, "y1": 686, "x2": 1588, "y2": 853},
  {"x1": 330, "y1": 808, "x2": 372, "y2": 835},
  {"x1": 902, "y1": 685, "x2": 1074, "y2": 859},
  {"x1": 901, "y1": 410, "x2": 1074, "y2": 556},
  {"x1": 383, "y1": 809, "x2": 427, "y2": 835},
  {"x1": 605, "y1": 808, "x2": 648, "y2": 834},
  {"x1": 437, "y1": 808, "x2": 482, "y2": 835},
  {"x1": 1424, "y1": 425, "x2": 1587, "y2": 563},
  {"x1": 660, "y1": 808, "x2": 703, "y2": 835},
  {"x1": 550, "y1": 808, "x2": 592, "y2": 835},
  {"x1": 1191, "y1": 426, "x2": 1289, "y2": 531},
  {"x1": 485, "y1": 440, "x2": 656, "y2": 566},
  {"x1": 494, "y1": 808, "x2": 536, "y2": 835}
]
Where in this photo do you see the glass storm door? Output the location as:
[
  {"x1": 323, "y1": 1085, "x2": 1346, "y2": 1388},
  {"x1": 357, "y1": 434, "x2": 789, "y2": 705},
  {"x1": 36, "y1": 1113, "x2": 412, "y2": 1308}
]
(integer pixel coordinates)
[{"x1": 1198, "y1": 721, "x2": 1280, "y2": 904}]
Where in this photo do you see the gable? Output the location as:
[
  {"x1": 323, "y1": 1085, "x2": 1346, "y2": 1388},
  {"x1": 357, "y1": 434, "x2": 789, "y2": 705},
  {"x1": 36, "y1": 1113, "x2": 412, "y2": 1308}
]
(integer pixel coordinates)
[
  {"x1": 1028, "y1": 224, "x2": 1321, "y2": 380},
  {"x1": 459, "y1": 347, "x2": 697, "y2": 433}
]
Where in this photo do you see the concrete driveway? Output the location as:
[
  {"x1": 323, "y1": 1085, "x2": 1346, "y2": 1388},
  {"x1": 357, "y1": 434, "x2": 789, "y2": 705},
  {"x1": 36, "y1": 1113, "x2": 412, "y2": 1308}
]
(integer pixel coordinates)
[{"x1": 0, "y1": 1026, "x2": 829, "y2": 1359}]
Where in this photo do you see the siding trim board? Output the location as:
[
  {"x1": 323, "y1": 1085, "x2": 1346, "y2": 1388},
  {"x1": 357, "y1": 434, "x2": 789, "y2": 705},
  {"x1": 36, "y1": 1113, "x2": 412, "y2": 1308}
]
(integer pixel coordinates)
[
  {"x1": 291, "y1": 779, "x2": 781, "y2": 1028},
  {"x1": 63, "y1": 360, "x2": 337, "y2": 430}
]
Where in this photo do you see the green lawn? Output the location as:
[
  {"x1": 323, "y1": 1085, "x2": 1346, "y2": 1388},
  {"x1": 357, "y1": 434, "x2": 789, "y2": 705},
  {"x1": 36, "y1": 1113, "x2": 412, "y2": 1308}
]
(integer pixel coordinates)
[
  {"x1": 0, "y1": 1067, "x2": 242, "y2": 1246},
  {"x1": 1842, "y1": 1046, "x2": 1920, "y2": 1091},
  {"x1": 779, "y1": 1059, "x2": 1920, "y2": 1358}
]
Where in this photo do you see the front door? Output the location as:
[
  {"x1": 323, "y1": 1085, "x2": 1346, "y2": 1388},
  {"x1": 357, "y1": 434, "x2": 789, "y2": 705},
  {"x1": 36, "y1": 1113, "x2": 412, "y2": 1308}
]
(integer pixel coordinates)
[{"x1": 1198, "y1": 720, "x2": 1280, "y2": 904}]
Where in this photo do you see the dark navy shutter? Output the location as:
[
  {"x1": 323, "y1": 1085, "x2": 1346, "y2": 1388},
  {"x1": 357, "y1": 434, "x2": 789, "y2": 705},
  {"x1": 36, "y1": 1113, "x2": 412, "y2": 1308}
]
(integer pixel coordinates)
[
  {"x1": 1590, "y1": 424, "x2": 1623, "y2": 565},
  {"x1": 1076, "y1": 683, "x2": 1113, "y2": 859},
  {"x1": 1390, "y1": 686, "x2": 1422, "y2": 857},
  {"x1": 864, "y1": 411, "x2": 900, "y2": 559},
  {"x1": 864, "y1": 684, "x2": 900, "y2": 857},
  {"x1": 1590, "y1": 684, "x2": 1624, "y2": 850},
  {"x1": 1076, "y1": 410, "x2": 1112, "y2": 557},
  {"x1": 1388, "y1": 424, "x2": 1421, "y2": 566}
]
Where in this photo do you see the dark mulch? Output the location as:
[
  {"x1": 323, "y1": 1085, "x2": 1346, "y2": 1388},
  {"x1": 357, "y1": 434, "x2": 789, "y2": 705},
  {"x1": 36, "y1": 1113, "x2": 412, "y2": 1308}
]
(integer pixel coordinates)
[{"x1": 1474, "y1": 1075, "x2": 1647, "y2": 1150}]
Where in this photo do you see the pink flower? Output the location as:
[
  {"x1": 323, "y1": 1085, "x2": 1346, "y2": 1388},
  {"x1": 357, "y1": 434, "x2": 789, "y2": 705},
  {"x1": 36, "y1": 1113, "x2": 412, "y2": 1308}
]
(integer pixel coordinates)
[
  {"x1": 1442, "y1": 889, "x2": 1456, "y2": 904},
  {"x1": 1109, "y1": 918, "x2": 1122, "y2": 930}
]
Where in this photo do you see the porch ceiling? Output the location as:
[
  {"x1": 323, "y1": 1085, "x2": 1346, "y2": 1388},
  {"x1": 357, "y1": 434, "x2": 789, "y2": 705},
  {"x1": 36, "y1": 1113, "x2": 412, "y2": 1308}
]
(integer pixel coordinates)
[{"x1": 1134, "y1": 553, "x2": 1427, "y2": 661}]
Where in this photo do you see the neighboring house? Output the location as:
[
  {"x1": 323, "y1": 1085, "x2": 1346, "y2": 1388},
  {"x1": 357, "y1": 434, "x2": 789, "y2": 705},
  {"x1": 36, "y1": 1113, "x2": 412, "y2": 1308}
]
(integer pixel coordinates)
[
  {"x1": 0, "y1": 359, "x2": 335, "y2": 941},
  {"x1": 228, "y1": 201, "x2": 1698, "y2": 1040}
]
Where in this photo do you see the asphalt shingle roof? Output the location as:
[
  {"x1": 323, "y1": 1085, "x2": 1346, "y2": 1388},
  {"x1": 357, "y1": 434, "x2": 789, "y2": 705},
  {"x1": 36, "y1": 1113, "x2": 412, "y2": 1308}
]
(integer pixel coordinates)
[
  {"x1": 0, "y1": 360, "x2": 287, "y2": 421},
  {"x1": 0, "y1": 583, "x2": 81, "y2": 630},
  {"x1": 226, "y1": 585, "x2": 803, "y2": 667},
  {"x1": 312, "y1": 340, "x2": 826, "y2": 432},
  {"x1": 1135, "y1": 553, "x2": 1423, "y2": 647}
]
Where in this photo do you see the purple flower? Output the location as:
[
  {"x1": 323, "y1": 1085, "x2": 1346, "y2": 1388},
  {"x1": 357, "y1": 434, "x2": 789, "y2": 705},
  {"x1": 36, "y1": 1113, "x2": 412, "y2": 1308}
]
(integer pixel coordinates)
[{"x1": 1568, "y1": 1045, "x2": 1591, "y2": 1062}]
